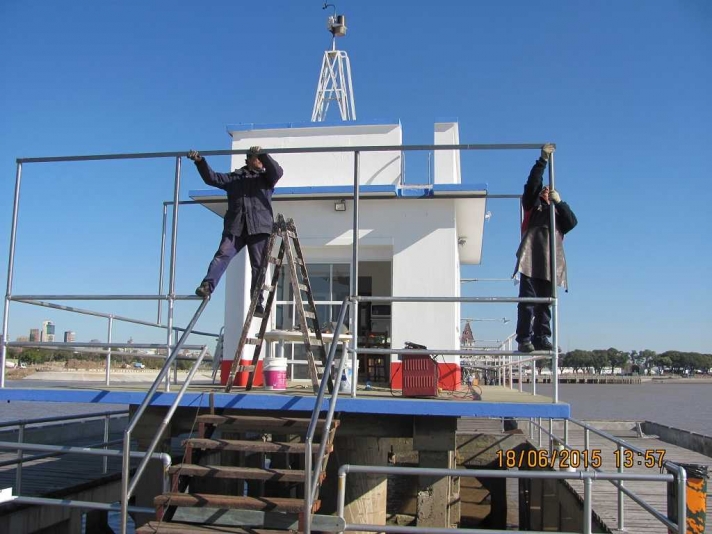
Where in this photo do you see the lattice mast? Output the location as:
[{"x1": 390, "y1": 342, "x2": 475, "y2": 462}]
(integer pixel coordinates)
[{"x1": 311, "y1": 3, "x2": 356, "y2": 122}]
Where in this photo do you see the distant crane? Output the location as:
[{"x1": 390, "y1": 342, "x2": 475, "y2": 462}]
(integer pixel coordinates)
[{"x1": 312, "y1": 3, "x2": 356, "y2": 121}]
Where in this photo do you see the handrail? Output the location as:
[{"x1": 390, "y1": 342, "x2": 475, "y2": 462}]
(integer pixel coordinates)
[
  {"x1": 119, "y1": 298, "x2": 209, "y2": 534},
  {"x1": 337, "y1": 464, "x2": 677, "y2": 534},
  {"x1": 12, "y1": 298, "x2": 218, "y2": 338},
  {"x1": 0, "y1": 409, "x2": 127, "y2": 429},
  {"x1": 17, "y1": 142, "x2": 552, "y2": 164},
  {"x1": 528, "y1": 417, "x2": 687, "y2": 533},
  {"x1": 303, "y1": 296, "x2": 351, "y2": 534}
]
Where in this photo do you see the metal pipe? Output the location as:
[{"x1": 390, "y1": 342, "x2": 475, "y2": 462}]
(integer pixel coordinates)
[
  {"x1": 353, "y1": 295, "x2": 553, "y2": 303},
  {"x1": 0, "y1": 439, "x2": 123, "y2": 468},
  {"x1": 10, "y1": 294, "x2": 200, "y2": 301},
  {"x1": 564, "y1": 418, "x2": 569, "y2": 447},
  {"x1": 355, "y1": 347, "x2": 551, "y2": 357},
  {"x1": 583, "y1": 477, "x2": 593, "y2": 534},
  {"x1": 103, "y1": 414, "x2": 110, "y2": 474},
  {"x1": 157, "y1": 202, "x2": 168, "y2": 323},
  {"x1": 584, "y1": 427, "x2": 590, "y2": 471},
  {"x1": 336, "y1": 470, "x2": 346, "y2": 534},
  {"x1": 548, "y1": 153, "x2": 560, "y2": 403},
  {"x1": 548, "y1": 418, "x2": 553, "y2": 453},
  {"x1": 105, "y1": 316, "x2": 113, "y2": 386},
  {"x1": 17, "y1": 142, "x2": 554, "y2": 164},
  {"x1": 1, "y1": 163, "x2": 22, "y2": 388},
  {"x1": 11, "y1": 298, "x2": 218, "y2": 337},
  {"x1": 8, "y1": 341, "x2": 204, "y2": 350},
  {"x1": 677, "y1": 467, "x2": 687, "y2": 534},
  {"x1": 120, "y1": 299, "x2": 207, "y2": 534},
  {"x1": 532, "y1": 357, "x2": 537, "y2": 396},
  {"x1": 538, "y1": 417, "x2": 542, "y2": 448},
  {"x1": 16, "y1": 423, "x2": 24, "y2": 495},
  {"x1": 11, "y1": 496, "x2": 154, "y2": 515},
  {"x1": 617, "y1": 444, "x2": 625, "y2": 530},
  {"x1": 518, "y1": 357, "x2": 523, "y2": 392},
  {"x1": 0, "y1": 440, "x2": 171, "y2": 462},
  {"x1": 350, "y1": 151, "x2": 360, "y2": 398},
  {"x1": 0, "y1": 410, "x2": 127, "y2": 429},
  {"x1": 165, "y1": 156, "x2": 182, "y2": 392},
  {"x1": 127, "y1": 346, "x2": 208, "y2": 497}
]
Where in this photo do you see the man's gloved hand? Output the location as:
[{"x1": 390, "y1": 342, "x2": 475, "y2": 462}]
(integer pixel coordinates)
[
  {"x1": 187, "y1": 150, "x2": 202, "y2": 162},
  {"x1": 248, "y1": 146, "x2": 262, "y2": 156},
  {"x1": 540, "y1": 143, "x2": 555, "y2": 162},
  {"x1": 549, "y1": 189, "x2": 561, "y2": 204}
]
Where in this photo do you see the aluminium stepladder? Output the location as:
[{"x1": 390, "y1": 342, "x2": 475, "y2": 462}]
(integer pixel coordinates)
[{"x1": 224, "y1": 214, "x2": 334, "y2": 393}]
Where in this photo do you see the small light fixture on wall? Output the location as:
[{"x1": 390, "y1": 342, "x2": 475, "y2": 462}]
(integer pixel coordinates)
[{"x1": 334, "y1": 199, "x2": 346, "y2": 212}]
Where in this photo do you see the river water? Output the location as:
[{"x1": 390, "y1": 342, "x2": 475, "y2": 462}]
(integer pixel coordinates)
[{"x1": 524, "y1": 381, "x2": 712, "y2": 435}]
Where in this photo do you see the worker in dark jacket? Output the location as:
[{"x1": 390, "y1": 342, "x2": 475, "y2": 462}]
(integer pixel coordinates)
[
  {"x1": 188, "y1": 146, "x2": 283, "y2": 315},
  {"x1": 514, "y1": 143, "x2": 577, "y2": 353}
]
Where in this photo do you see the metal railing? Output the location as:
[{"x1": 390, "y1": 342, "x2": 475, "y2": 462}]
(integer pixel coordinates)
[
  {"x1": 0, "y1": 440, "x2": 170, "y2": 517},
  {"x1": 0, "y1": 409, "x2": 128, "y2": 493},
  {"x1": 335, "y1": 464, "x2": 683, "y2": 534},
  {"x1": 527, "y1": 417, "x2": 687, "y2": 533},
  {"x1": 119, "y1": 299, "x2": 209, "y2": 534}
]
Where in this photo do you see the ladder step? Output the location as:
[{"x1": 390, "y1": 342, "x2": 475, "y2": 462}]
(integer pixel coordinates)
[
  {"x1": 236, "y1": 365, "x2": 255, "y2": 372},
  {"x1": 262, "y1": 284, "x2": 275, "y2": 291},
  {"x1": 268, "y1": 256, "x2": 282, "y2": 266},
  {"x1": 303, "y1": 311, "x2": 316, "y2": 319},
  {"x1": 153, "y1": 493, "x2": 319, "y2": 513},
  {"x1": 183, "y1": 438, "x2": 328, "y2": 454},
  {"x1": 245, "y1": 338, "x2": 262, "y2": 345},
  {"x1": 297, "y1": 283, "x2": 308, "y2": 291},
  {"x1": 169, "y1": 463, "x2": 306, "y2": 482},
  {"x1": 195, "y1": 415, "x2": 339, "y2": 434},
  {"x1": 138, "y1": 521, "x2": 289, "y2": 534}
]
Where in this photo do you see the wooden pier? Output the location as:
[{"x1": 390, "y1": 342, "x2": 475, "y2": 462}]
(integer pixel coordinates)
[{"x1": 552, "y1": 422, "x2": 712, "y2": 534}]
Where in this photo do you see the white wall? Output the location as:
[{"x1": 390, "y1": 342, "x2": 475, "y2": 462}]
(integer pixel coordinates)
[
  {"x1": 229, "y1": 123, "x2": 402, "y2": 187},
  {"x1": 222, "y1": 198, "x2": 460, "y2": 367},
  {"x1": 434, "y1": 122, "x2": 461, "y2": 185}
]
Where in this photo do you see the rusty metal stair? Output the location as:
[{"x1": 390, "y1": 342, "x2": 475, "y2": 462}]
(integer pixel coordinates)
[{"x1": 137, "y1": 414, "x2": 339, "y2": 534}]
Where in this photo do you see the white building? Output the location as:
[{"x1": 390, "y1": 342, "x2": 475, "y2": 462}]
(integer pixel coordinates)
[
  {"x1": 40, "y1": 321, "x2": 55, "y2": 343},
  {"x1": 190, "y1": 119, "x2": 487, "y2": 389}
]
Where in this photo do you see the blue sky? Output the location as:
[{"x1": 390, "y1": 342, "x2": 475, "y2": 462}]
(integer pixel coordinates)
[{"x1": 0, "y1": 0, "x2": 710, "y2": 353}]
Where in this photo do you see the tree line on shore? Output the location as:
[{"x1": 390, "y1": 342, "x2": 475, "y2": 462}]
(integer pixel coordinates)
[
  {"x1": 541, "y1": 348, "x2": 712, "y2": 375},
  {"x1": 5, "y1": 347, "x2": 197, "y2": 370}
]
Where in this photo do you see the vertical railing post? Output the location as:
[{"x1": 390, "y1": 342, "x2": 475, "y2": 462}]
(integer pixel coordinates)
[
  {"x1": 103, "y1": 414, "x2": 110, "y2": 474},
  {"x1": 105, "y1": 315, "x2": 113, "y2": 386},
  {"x1": 165, "y1": 157, "x2": 182, "y2": 392},
  {"x1": 564, "y1": 418, "x2": 569, "y2": 447},
  {"x1": 16, "y1": 423, "x2": 24, "y2": 495},
  {"x1": 349, "y1": 151, "x2": 360, "y2": 398},
  {"x1": 538, "y1": 417, "x2": 542, "y2": 448},
  {"x1": 547, "y1": 152, "x2": 559, "y2": 403},
  {"x1": 583, "y1": 476, "x2": 593, "y2": 534},
  {"x1": 617, "y1": 444, "x2": 625, "y2": 530},
  {"x1": 518, "y1": 354, "x2": 523, "y2": 392},
  {"x1": 677, "y1": 467, "x2": 687, "y2": 534},
  {"x1": 1, "y1": 162, "x2": 23, "y2": 388},
  {"x1": 548, "y1": 418, "x2": 553, "y2": 453},
  {"x1": 157, "y1": 203, "x2": 168, "y2": 324},
  {"x1": 532, "y1": 359, "x2": 537, "y2": 396},
  {"x1": 584, "y1": 427, "x2": 590, "y2": 471}
]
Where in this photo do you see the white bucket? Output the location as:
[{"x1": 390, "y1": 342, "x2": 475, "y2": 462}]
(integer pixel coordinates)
[
  {"x1": 333, "y1": 356, "x2": 359, "y2": 392},
  {"x1": 263, "y1": 357, "x2": 288, "y2": 391}
]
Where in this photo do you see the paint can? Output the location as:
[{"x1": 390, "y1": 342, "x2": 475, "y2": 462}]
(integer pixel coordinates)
[{"x1": 263, "y1": 357, "x2": 288, "y2": 391}]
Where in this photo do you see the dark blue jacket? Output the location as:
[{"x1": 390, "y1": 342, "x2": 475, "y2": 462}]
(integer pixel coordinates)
[{"x1": 195, "y1": 154, "x2": 283, "y2": 236}]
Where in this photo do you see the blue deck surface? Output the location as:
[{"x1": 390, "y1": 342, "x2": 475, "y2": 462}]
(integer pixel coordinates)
[{"x1": 0, "y1": 387, "x2": 570, "y2": 419}]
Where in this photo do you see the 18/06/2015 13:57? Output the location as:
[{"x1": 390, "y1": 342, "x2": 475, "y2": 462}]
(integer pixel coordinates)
[{"x1": 496, "y1": 448, "x2": 666, "y2": 469}]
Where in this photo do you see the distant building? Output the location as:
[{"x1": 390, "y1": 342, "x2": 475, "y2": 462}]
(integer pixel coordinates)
[
  {"x1": 41, "y1": 321, "x2": 55, "y2": 342},
  {"x1": 16, "y1": 336, "x2": 29, "y2": 342},
  {"x1": 64, "y1": 331, "x2": 76, "y2": 343},
  {"x1": 29, "y1": 329, "x2": 40, "y2": 342}
]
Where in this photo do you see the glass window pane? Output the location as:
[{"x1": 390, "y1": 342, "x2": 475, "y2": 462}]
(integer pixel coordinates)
[
  {"x1": 307, "y1": 264, "x2": 331, "y2": 301},
  {"x1": 332, "y1": 264, "x2": 351, "y2": 301}
]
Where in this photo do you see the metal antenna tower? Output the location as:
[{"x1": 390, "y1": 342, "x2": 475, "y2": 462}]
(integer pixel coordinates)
[{"x1": 311, "y1": 3, "x2": 356, "y2": 122}]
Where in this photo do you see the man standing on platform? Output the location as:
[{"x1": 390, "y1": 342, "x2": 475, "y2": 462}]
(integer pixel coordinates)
[
  {"x1": 188, "y1": 146, "x2": 283, "y2": 316},
  {"x1": 514, "y1": 143, "x2": 578, "y2": 353}
]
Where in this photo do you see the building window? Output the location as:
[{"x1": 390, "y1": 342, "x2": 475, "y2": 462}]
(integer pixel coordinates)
[{"x1": 274, "y1": 263, "x2": 350, "y2": 379}]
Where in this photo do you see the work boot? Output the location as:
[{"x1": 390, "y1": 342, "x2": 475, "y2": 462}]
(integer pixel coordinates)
[
  {"x1": 195, "y1": 281, "x2": 212, "y2": 299},
  {"x1": 254, "y1": 304, "x2": 265, "y2": 318},
  {"x1": 533, "y1": 338, "x2": 553, "y2": 351},
  {"x1": 518, "y1": 341, "x2": 535, "y2": 353}
]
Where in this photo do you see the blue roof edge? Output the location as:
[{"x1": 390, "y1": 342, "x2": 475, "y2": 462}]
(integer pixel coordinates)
[{"x1": 190, "y1": 182, "x2": 488, "y2": 200}]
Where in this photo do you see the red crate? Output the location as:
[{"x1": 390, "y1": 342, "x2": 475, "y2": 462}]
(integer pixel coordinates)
[{"x1": 401, "y1": 354, "x2": 439, "y2": 397}]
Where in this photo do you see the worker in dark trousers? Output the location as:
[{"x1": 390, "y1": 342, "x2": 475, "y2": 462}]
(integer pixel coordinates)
[
  {"x1": 188, "y1": 146, "x2": 283, "y2": 316},
  {"x1": 514, "y1": 143, "x2": 578, "y2": 352}
]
